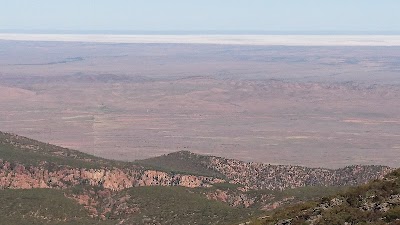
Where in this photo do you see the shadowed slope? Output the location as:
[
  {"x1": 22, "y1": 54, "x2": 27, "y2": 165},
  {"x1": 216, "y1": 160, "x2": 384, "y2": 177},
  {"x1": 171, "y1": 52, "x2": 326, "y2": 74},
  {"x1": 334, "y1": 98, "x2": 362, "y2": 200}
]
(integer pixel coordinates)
[{"x1": 136, "y1": 151, "x2": 223, "y2": 177}]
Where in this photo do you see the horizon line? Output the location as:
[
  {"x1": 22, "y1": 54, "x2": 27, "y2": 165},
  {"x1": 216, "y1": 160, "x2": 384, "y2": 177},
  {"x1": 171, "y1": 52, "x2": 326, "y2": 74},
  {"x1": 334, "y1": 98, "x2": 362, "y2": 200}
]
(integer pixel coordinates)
[
  {"x1": 2, "y1": 33, "x2": 400, "y2": 46},
  {"x1": 1, "y1": 29, "x2": 400, "y2": 35}
]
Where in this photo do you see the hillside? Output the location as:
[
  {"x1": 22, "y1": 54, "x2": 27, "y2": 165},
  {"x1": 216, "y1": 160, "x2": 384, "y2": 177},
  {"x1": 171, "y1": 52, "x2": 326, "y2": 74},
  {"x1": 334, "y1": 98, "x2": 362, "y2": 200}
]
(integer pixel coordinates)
[
  {"x1": 0, "y1": 188, "x2": 113, "y2": 225},
  {"x1": 0, "y1": 131, "x2": 127, "y2": 169},
  {"x1": 136, "y1": 151, "x2": 224, "y2": 178},
  {"x1": 140, "y1": 151, "x2": 392, "y2": 191},
  {"x1": 250, "y1": 169, "x2": 400, "y2": 225},
  {"x1": 0, "y1": 131, "x2": 395, "y2": 224}
]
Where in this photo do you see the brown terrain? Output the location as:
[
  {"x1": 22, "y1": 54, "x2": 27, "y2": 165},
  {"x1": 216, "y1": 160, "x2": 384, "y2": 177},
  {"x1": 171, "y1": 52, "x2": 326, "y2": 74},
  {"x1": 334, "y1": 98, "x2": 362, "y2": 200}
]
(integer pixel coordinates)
[{"x1": 0, "y1": 40, "x2": 399, "y2": 168}]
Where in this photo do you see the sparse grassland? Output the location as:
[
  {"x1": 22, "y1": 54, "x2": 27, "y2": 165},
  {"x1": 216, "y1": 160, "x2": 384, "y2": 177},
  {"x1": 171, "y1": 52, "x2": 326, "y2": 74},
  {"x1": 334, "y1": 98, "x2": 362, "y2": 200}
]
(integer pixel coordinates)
[
  {"x1": 136, "y1": 151, "x2": 223, "y2": 178},
  {"x1": 0, "y1": 189, "x2": 113, "y2": 225}
]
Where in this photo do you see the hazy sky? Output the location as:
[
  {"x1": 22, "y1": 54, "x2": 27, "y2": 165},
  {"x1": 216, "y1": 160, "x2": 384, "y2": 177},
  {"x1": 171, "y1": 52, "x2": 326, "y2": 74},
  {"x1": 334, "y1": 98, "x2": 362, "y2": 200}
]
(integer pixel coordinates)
[{"x1": 1, "y1": 0, "x2": 399, "y2": 33}]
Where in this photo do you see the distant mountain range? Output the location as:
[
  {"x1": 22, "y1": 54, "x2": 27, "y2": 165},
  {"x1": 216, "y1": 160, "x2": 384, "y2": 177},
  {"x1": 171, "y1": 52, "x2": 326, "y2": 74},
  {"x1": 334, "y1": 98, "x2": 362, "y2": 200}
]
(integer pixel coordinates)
[{"x1": 0, "y1": 131, "x2": 395, "y2": 225}]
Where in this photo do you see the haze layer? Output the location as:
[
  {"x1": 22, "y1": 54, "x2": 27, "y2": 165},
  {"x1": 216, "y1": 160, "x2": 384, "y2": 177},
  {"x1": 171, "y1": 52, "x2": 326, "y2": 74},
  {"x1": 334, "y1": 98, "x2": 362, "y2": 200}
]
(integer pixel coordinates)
[{"x1": 0, "y1": 40, "x2": 399, "y2": 168}]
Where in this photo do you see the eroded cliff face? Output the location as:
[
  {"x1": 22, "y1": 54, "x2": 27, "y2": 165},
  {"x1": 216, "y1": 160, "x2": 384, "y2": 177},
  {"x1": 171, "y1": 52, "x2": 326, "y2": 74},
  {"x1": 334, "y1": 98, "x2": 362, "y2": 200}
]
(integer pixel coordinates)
[
  {"x1": 136, "y1": 170, "x2": 223, "y2": 188},
  {"x1": 0, "y1": 160, "x2": 224, "y2": 191}
]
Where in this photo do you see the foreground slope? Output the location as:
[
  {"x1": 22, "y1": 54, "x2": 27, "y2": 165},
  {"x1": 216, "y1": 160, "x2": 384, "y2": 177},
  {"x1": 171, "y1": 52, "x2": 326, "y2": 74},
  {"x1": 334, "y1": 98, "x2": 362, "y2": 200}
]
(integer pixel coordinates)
[
  {"x1": 0, "y1": 187, "x2": 252, "y2": 225},
  {"x1": 0, "y1": 188, "x2": 113, "y2": 225},
  {"x1": 251, "y1": 169, "x2": 400, "y2": 225}
]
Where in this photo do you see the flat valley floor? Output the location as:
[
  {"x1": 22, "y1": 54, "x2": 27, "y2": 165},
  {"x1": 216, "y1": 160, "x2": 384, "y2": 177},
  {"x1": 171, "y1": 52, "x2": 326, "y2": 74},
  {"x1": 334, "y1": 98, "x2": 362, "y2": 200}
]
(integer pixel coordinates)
[{"x1": 0, "y1": 40, "x2": 399, "y2": 168}]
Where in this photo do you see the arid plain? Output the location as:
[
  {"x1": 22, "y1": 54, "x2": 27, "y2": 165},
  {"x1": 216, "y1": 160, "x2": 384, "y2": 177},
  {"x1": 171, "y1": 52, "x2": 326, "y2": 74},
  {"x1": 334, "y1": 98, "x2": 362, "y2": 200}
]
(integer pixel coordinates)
[{"x1": 0, "y1": 39, "x2": 399, "y2": 168}]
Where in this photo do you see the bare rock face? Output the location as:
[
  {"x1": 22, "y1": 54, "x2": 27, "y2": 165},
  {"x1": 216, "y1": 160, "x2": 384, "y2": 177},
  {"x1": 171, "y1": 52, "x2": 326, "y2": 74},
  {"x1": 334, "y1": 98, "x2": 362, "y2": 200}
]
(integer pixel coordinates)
[
  {"x1": 0, "y1": 160, "x2": 223, "y2": 191},
  {"x1": 100, "y1": 169, "x2": 136, "y2": 190},
  {"x1": 0, "y1": 162, "x2": 50, "y2": 189},
  {"x1": 205, "y1": 189, "x2": 272, "y2": 208},
  {"x1": 138, "y1": 170, "x2": 171, "y2": 186},
  {"x1": 178, "y1": 174, "x2": 224, "y2": 188},
  {"x1": 137, "y1": 170, "x2": 224, "y2": 188}
]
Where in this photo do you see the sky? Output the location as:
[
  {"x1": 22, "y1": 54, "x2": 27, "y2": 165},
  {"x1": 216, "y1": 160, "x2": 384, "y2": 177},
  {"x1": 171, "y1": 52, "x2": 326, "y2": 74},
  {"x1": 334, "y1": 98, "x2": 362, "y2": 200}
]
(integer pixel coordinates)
[{"x1": 0, "y1": 0, "x2": 399, "y2": 34}]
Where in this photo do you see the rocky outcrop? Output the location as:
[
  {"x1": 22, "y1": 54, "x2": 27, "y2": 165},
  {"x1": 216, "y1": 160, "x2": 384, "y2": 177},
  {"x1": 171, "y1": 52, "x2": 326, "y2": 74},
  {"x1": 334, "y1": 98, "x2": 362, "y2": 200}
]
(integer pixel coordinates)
[
  {"x1": 0, "y1": 160, "x2": 223, "y2": 191},
  {"x1": 136, "y1": 170, "x2": 223, "y2": 188},
  {"x1": 206, "y1": 189, "x2": 265, "y2": 208}
]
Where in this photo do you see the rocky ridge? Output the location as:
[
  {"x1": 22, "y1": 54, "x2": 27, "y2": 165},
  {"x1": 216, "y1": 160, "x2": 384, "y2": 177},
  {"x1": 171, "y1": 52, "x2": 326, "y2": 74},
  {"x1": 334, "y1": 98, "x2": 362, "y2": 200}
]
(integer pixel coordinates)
[
  {"x1": 0, "y1": 160, "x2": 223, "y2": 191},
  {"x1": 206, "y1": 156, "x2": 392, "y2": 190},
  {"x1": 156, "y1": 151, "x2": 393, "y2": 191},
  {"x1": 0, "y1": 131, "x2": 396, "y2": 224},
  {"x1": 0, "y1": 131, "x2": 392, "y2": 193}
]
